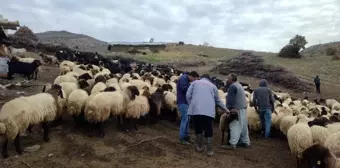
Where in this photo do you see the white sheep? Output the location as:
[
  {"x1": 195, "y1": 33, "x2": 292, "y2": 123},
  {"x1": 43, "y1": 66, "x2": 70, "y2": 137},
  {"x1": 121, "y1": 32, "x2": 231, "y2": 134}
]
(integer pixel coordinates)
[
  {"x1": 60, "y1": 65, "x2": 71, "y2": 75},
  {"x1": 60, "y1": 60, "x2": 76, "y2": 70},
  {"x1": 130, "y1": 79, "x2": 149, "y2": 90},
  {"x1": 287, "y1": 123, "x2": 313, "y2": 162},
  {"x1": 326, "y1": 99, "x2": 339, "y2": 109},
  {"x1": 0, "y1": 85, "x2": 64, "y2": 158},
  {"x1": 247, "y1": 106, "x2": 262, "y2": 132},
  {"x1": 54, "y1": 74, "x2": 78, "y2": 85},
  {"x1": 67, "y1": 89, "x2": 89, "y2": 117},
  {"x1": 310, "y1": 125, "x2": 330, "y2": 144},
  {"x1": 8, "y1": 46, "x2": 26, "y2": 57},
  {"x1": 279, "y1": 115, "x2": 297, "y2": 135},
  {"x1": 324, "y1": 132, "x2": 340, "y2": 158},
  {"x1": 164, "y1": 91, "x2": 177, "y2": 111},
  {"x1": 91, "y1": 82, "x2": 107, "y2": 95}
]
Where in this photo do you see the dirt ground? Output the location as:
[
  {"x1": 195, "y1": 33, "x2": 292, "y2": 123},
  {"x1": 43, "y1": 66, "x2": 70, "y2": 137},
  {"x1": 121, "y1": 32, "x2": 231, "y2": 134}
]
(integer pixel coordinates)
[{"x1": 0, "y1": 64, "x2": 298, "y2": 168}]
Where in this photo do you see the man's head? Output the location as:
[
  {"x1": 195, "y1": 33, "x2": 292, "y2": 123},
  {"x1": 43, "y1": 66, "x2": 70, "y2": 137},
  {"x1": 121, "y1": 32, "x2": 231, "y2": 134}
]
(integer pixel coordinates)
[
  {"x1": 188, "y1": 71, "x2": 199, "y2": 82},
  {"x1": 200, "y1": 74, "x2": 211, "y2": 81},
  {"x1": 259, "y1": 79, "x2": 268, "y2": 87},
  {"x1": 226, "y1": 73, "x2": 237, "y2": 85}
]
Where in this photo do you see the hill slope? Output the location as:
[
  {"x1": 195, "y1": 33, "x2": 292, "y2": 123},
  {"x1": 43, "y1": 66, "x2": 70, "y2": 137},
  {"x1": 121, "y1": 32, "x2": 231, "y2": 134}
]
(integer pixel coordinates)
[
  {"x1": 302, "y1": 41, "x2": 340, "y2": 55},
  {"x1": 36, "y1": 30, "x2": 108, "y2": 50}
]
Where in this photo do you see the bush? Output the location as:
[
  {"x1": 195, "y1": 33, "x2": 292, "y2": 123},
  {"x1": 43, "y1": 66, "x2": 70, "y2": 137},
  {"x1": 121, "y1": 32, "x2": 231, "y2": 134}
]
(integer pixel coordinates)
[
  {"x1": 326, "y1": 47, "x2": 337, "y2": 56},
  {"x1": 178, "y1": 41, "x2": 185, "y2": 45},
  {"x1": 278, "y1": 45, "x2": 302, "y2": 58}
]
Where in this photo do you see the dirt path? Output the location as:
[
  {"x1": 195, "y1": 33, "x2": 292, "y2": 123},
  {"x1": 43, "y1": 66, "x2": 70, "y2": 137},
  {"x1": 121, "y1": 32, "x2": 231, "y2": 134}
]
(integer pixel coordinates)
[{"x1": 0, "y1": 64, "x2": 296, "y2": 168}]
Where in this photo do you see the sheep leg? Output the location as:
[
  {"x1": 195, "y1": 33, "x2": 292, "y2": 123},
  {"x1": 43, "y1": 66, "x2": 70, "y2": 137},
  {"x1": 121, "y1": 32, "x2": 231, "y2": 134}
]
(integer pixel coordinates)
[
  {"x1": 88, "y1": 123, "x2": 94, "y2": 137},
  {"x1": 14, "y1": 135, "x2": 23, "y2": 155},
  {"x1": 2, "y1": 138, "x2": 8, "y2": 158},
  {"x1": 42, "y1": 122, "x2": 50, "y2": 142},
  {"x1": 27, "y1": 124, "x2": 33, "y2": 133},
  {"x1": 133, "y1": 118, "x2": 138, "y2": 131},
  {"x1": 73, "y1": 115, "x2": 81, "y2": 128},
  {"x1": 221, "y1": 130, "x2": 225, "y2": 145},
  {"x1": 99, "y1": 122, "x2": 105, "y2": 138}
]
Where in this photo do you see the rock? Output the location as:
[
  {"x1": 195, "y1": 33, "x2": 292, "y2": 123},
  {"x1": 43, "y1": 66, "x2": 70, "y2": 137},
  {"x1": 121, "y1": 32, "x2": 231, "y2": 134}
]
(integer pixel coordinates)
[
  {"x1": 94, "y1": 146, "x2": 114, "y2": 156},
  {"x1": 24, "y1": 145, "x2": 40, "y2": 152},
  {"x1": 48, "y1": 154, "x2": 53, "y2": 157}
]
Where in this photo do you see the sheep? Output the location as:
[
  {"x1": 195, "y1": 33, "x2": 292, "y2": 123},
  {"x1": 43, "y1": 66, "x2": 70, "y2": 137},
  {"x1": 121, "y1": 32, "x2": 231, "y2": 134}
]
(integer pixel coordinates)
[
  {"x1": 287, "y1": 123, "x2": 313, "y2": 166},
  {"x1": 7, "y1": 59, "x2": 42, "y2": 80},
  {"x1": 310, "y1": 125, "x2": 330, "y2": 144},
  {"x1": 219, "y1": 110, "x2": 239, "y2": 145},
  {"x1": 324, "y1": 132, "x2": 340, "y2": 159},
  {"x1": 332, "y1": 103, "x2": 340, "y2": 111},
  {"x1": 91, "y1": 82, "x2": 107, "y2": 94},
  {"x1": 59, "y1": 60, "x2": 76, "y2": 70},
  {"x1": 8, "y1": 46, "x2": 26, "y2": 57},
  {"x1": 39, "y1": 52, "x2": 59, "y2": 66},
  {"x1": 326, "y1": 99, "x2": 339, "y2": 109},
  {"x1": 300, "y1": 144, "x2": 340, "y2": 168},
  {"x1": 247, "y1": 106, "x2": 262, "y2": 132},
  {"x1": 84, "y1": 86, "x2": 139, "y2": 137},
  {"x1": 0, "y1": 84, "x2": 64, "y2": 158},
  {"x1": 106, "y1": 78, "x2": 119, "y2": 86},
  {"x1": 130, "y1": 79, "x2": 149, "y2": 90},
  {"x1": 162, "y1": 91, "x2": 178, "y2": 122},
  {"x1": 279, "y1": 115, "x2": 298, "y2": 136},
  {"x1": 67, "y1": 89, "x2": 89, "y2": 127},
  {"x1": 60, "y1": 65, "x2": 71, "y2": 75},
  {"x1": 54, "y1": 74, "x2": 78, "y2": 85},
  {"x1": 153, "y1": 77, "x2": 166, "y2": 87},
  {"x1": 59, "y1": 80, "x2": 89, "y2": 98},
  {"x1": 326, "y1": 123, "x2": 340, "y2": 134},
  {"x1": 17, "y1": 57, "x2": 35, "y2": 63}
]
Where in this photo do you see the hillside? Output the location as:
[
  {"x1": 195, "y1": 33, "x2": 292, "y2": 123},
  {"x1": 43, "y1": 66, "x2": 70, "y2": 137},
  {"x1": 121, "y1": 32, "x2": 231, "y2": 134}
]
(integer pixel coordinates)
[
  {"x1": 302, "y1": 41, "x2": 340, "y2": 55},
  {"x1": 35, "y1": 30, "x2": 108, "y2": 50}
]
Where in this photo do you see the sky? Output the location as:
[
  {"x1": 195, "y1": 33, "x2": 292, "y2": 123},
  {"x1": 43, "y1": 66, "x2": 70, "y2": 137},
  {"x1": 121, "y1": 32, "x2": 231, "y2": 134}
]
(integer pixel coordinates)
[{"x1": 1, "y1": 0, "x2": 340, "y2": 52}]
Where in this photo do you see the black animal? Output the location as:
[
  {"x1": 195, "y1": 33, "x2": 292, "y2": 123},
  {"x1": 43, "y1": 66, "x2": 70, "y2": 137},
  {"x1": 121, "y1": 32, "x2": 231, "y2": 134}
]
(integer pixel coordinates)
[{"x1": 7, "y1": 59, "x2": 42, "y2": 80}]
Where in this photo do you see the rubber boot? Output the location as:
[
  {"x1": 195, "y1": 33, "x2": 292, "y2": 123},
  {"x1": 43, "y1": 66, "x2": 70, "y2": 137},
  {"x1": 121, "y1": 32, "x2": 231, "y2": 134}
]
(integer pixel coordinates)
[
  {"x1": 206, "y1": 137, "x2": 213, "y2": 157},
  {"x1": 196, "y1": 134, "x2": 203, "y2": 152}
]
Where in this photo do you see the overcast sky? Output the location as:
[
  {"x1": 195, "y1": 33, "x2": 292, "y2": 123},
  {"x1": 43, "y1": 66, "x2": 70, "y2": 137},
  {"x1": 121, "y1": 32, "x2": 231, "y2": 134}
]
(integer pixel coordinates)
[{"x1": 1, "y1": 0, "x2": 339, "y2": 52}]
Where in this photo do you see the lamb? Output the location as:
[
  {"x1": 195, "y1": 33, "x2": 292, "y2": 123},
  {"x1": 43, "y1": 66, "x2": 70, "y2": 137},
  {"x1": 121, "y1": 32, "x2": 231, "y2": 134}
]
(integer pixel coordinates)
[
  {"x1": 7, "y1": 59, "x2": 42, "y2": 80},
  {"x1": 287, "y1": 123, "x2": 313, "y2": 166},
  {"x1": 84, "y1": 86, "x2": 139, "y2": 137},
  {"x1": 67, "y1": 89, "x2": 89, "y2": 127},
  {"x1": 219, "y1": 110, "x2": 239, "y2": 145},
  {"x1": 39, "y1": 52, "x2": 59, "y2": 66},
  {"x1": 0, "y1": 84, "x2": 64, "y2": 158}
]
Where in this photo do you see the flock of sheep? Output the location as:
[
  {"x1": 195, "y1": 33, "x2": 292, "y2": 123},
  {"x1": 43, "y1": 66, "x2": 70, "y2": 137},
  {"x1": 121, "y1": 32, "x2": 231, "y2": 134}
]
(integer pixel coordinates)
[{"x1": 1, "y1": 47, "x2": 340, "y2": 167}]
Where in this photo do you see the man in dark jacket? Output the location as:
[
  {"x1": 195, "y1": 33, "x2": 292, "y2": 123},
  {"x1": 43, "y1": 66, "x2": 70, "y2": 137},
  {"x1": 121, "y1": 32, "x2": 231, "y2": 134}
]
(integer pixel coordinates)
[
  {"x1": 177, "y1": 71, "x2": 199, "y2": 145},
  {"x1": 252, "y1": 79, "x2": 275, "y2": 140},
  {"x1": 314, "y1": 75, "x2": 320, "y2": 94}
]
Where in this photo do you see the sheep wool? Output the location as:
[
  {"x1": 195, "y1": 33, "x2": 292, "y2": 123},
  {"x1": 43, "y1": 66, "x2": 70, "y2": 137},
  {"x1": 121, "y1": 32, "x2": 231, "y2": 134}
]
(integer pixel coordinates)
[
  {"x1": 0, "y1": 93, "x2": 58, "y2": 140},
  {"x1": 59, "y1": 82, "x2": 79, "y2": 98},
  {"x1": 247, "y1": 106, "x2": 262, "y2": 132},
  {"x1": 310, "y1": 125, "x2": 330, "y2": 144},
  {"x1": 60, "y1": 60, "x2": 76, "y2": 70},
  {"x1": 326, "y1": 123, "x2": 340, "y2": 134},
  {"x1": 106, "y1": 78, "x2": 119, "y2": 86},
  {"x1": 91, "y1": 82, "x2": 107, "y2": 95},
  {"x1": 67, "y1": 89, "x2": 89, "y2": 116},
  {"x1": 130, "y1": 79, "x2": 149, "y2": 90},
  {"x1": 164, "y1": 91, "x2": 177, "y2": 111},
  {"x1": 287, "y1": 123, "x2": 313, "y2": 159},
  {"x1": 280, "y1": 115, "x2": 298, "y2": 135},
  {"x1": 54, "y1": 74, "x2": 78, "y2": 85},
  {"x1": 324, "y1": 132, "x2": 340, "y2": 156}
]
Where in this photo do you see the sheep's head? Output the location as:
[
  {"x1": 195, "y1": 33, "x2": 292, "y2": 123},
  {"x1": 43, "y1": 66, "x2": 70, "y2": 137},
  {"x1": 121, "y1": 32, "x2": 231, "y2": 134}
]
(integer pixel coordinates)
[
  {"x1": 42, "y1": 83, "x2": 52, "y2": 92},
  {"x1": 300, "y1": 144, "x2": 335, "y2": 168},
  {"x1": 78, "y1": 79, "x2": 89, "y2": 89},
  {"x1": 102, "y1": 87, "x2": 116, "y2": 92},
  {"x1": 46, "y1": 84, "x2": 65, "y2": 99},
  {"x1": 132, "y1": 76, "x2": 138, "y2": 80},
  {"x1": 33, "y1": 60, "x2": 42, "y2": 67},
  {"x1": 78, "y1": 65, "x2": 87, "y2": 70},
  {"x1": 38, "y1": 52, "x2": 43, "y2": 56},
  {"x1": 95, "y1": 75, "x2": 107, "y2": 84},
  {"x1": 78, "y1": 73, "x2": 92, "y2": 81},
  {"x1": 126, "y1": 86, "x2": 139, "y2": 100},
  {"x1": 91, "y1": 69, "x2": 99, "y2": 76},
  {"x1": 161, "y1": 84, "x2": 173, "y2": 92},
  {"x1": 87, "y1": 64, "x2": 94, "y2": 70}
]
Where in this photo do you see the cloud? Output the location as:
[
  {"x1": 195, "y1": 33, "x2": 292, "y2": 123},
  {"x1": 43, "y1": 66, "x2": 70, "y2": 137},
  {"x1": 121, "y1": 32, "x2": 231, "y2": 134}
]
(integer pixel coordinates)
[{"x1": 1, "y1": 0, "x2": 339, "y2": 52}]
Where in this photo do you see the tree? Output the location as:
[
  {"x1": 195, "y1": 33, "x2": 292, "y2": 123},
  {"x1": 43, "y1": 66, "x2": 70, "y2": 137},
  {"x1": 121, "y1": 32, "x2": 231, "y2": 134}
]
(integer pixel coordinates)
[
  {"x1": 289, "y1": 34, "x2": 307, "y2": 50},
  {"x1": 149, "y1": 38, "x2": 154, "y2": 43}
]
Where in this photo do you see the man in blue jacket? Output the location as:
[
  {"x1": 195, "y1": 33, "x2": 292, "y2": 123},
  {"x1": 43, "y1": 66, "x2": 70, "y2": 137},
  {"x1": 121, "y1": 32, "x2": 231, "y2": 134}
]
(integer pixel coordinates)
[{"x1": 177, "y1": 71, "x2": 199, "y2": 145}]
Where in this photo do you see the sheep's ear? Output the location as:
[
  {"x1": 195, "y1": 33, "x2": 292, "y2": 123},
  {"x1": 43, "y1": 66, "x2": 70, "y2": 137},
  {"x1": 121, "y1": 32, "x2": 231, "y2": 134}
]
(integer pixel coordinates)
[
  {"x1": 42, "y1": 85, "x2": 46, "y2": 92},
  {"x1": 52, "y1": 84, "x2": 64, "y2": 99}
]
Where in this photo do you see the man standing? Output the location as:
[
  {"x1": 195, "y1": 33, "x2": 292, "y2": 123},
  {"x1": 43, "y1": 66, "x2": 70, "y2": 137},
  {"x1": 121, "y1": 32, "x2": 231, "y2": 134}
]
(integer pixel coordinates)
[
  {"x1": 177, "y1": 71, "x2": 199, "y2": 145},
  {"x1": 221, "y1": 73, "x2": 250, "y2": 149},
  {"x1": 252, "y1": 79, "x2": 275, "y2": 140},
  {"x1": 186, "y1": 74, "x2": 229, "y2": 156},
  {"x1": 314, "y1": 75, "x2": 321, "y2": 94}
]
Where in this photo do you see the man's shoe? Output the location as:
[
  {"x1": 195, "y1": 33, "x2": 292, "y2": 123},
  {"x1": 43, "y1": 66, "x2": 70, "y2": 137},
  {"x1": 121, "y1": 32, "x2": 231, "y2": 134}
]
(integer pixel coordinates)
[
  {"x1": 184, "y1": 136, "x2": 195, "y2": 143},
  {"x1": 196, "y1": 134, "x2": 203, "y2": 152},
  {"x1": 221, "y1": 144, "x2": 236, "y2": 150},
  {"x1": 179, "y1": 139, "x2": 190, "y2": 145},
  {"x1": 206, "y1": 137, "x2": 214, "y2": 156},
  {"x1": 237, "y1": 143, "x2": 251, "y2": 148}
]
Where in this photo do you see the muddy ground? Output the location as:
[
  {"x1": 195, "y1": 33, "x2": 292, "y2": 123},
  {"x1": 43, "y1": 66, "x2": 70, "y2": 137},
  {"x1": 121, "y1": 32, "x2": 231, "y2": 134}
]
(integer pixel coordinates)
[{"x1": 0, "y1": 64, "x2": 297, "y2": 168}]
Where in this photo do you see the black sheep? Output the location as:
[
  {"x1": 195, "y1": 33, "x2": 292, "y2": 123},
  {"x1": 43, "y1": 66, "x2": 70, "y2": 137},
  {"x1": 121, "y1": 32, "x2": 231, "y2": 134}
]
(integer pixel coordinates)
[{"x1": 7, "y1": 59, "x2": 42, "y2": 80}]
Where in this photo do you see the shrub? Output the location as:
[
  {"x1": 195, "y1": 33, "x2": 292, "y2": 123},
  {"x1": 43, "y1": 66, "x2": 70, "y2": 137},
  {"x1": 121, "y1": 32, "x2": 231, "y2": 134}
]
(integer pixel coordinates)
[{"x1": 326, "y1": 47, "x2": 337, "y2": 56}]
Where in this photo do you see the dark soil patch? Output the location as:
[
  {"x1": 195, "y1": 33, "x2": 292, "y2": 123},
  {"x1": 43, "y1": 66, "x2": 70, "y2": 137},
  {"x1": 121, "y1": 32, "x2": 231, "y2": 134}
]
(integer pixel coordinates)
[{"x1": 211, "y1": 52, "x2": 312, "y2": 91}]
